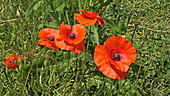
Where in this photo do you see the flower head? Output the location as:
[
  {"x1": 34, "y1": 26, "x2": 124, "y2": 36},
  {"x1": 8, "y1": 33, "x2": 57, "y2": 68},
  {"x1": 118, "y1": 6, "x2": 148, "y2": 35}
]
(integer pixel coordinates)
[
  {"x1": 55, "y1": 23, "x2": 86, "y2": 53},
  {"x1": 37, "y1": 28, "x2": 59, "y2": 50},
  {"x1": 4, "y1": 54, "x2": 24, "y2": 70},
  {"x1": 94, "y1": 36, "x2": 137, "y2": 79},
  {"x1": 74, "y1": 9, "x2": 106, "y2": 26}
]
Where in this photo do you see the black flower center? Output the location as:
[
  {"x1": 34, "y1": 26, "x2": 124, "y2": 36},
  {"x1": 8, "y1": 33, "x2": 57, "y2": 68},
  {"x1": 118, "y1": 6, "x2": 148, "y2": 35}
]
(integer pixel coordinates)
[
  {"x1": 49, "y1": 37, "x2": 54, "y2": 41},
  {"x1": 113, "y1": 53, "x2": 120, "y2": 61},
  {"x1": 70, "y1": 33, "x2": 76, "y2": 39},
  {"x1": 9, "y1": 61, "x2": 15, "y2": 63}
]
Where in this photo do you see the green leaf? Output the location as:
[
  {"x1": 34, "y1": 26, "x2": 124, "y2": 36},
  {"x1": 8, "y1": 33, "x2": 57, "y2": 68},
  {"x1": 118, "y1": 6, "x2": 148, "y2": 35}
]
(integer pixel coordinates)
[
  {"x1": 73, "y1": 82, "x2": 79, "y2": 89},
  {"x1": 154, "y1": 76, "x2": 165, "y2": 82},
  {"x1": 131, "y1": 63, "x2": 140, "y2": 72},
  {"x1": 132, "y1": 41, "x2": 139, "y2": 49},
  {"x1": 86, "y1": 53, "x2": 94, "y2": 64},
  {"x1": 124, "y1": 16, "x2": 131, "y2": 28},
  {"x1": 38, "y1": 22, "x2": 59, "y2": 29},
  {"x1": 55, "y1": 2, "x2": 66, "y2": 11},
  {"x1": 51, "y1": 0, "x2": 66, "y2": 12},
  {"x1": 105, "y1": 19, "x2": 120, "y2": 33},
  {"x1": 166, "y1": 70, "x2": 170, "y2": 76},
  {"x1": 135, "y1": 90, "x2": 142, "y2": 96},
  {"x1": 32, "y1": 56, "x2": 45, "y2": 67},
  {"x1": 167, "y1": 65, "x2": 170, "y2": 69},
  {"x1": 98, "y1": 0, "x2": 112, "y2": 7},
  {"x1": 90, "y1": 25, "x2": 99, "y2": 44},
  {"x1": 33, "y1": 1, "x2": 41, "y2": 10},
  {"x1": 25, "y1": 0, "x2": 42, "y2": 17}
]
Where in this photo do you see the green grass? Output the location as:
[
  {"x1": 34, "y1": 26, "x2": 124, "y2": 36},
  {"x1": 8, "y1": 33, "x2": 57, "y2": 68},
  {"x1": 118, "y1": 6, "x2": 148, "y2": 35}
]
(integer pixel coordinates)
[{"x1": 0, "y1": 0, "x2": 170, "y2": 95}]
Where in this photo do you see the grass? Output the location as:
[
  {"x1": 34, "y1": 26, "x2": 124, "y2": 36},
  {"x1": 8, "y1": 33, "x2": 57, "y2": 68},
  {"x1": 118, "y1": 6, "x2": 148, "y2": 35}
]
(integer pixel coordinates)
[{"x1": 0, "y1": 0, "x2": 170, "y2": 95}]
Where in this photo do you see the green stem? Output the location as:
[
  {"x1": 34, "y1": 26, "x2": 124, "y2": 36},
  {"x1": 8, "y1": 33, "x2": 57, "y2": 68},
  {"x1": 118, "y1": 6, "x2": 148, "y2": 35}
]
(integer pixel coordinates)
[
  {"x1": 22, "y1": 61, "x2": 34, "y2": 95},
  {"x1": 131, "y1": 25, "x2": 137, "y2": 42},
  {"x1": 0, "y1": 77, "x2": 12, "y2": 94},
  {"x1": 96, "y1": 77, "x2": 106, "y2": 95}
]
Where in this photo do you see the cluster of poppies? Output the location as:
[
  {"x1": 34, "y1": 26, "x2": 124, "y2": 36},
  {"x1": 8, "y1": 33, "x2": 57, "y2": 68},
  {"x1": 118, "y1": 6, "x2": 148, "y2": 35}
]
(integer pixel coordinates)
[
  {"x1": 37, "y1": 9, "x2": 106, "y2": 53},
  {"x1": 4, "y1": 9, "x2": 137, "y2": 79},
  {"x1": 37, "y1": 23, "x2": 86, "y2": 53}
]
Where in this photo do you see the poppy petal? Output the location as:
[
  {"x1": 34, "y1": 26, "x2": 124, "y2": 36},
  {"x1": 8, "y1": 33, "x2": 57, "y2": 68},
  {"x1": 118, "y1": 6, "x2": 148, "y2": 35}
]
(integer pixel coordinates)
[
  {"x1": 78, "y1": 9, "x2": 100, "y2": 18},
  {"x1": 38, "y1": 28, "x2": 50, "y2": 39},
  {"x1": 37, "y1": 39, "x2": 58, "y2": 50},
  {"x1": 9, "y1": 65, "x2": 17, "y2": 70},
  {"x1": 55, "y1": 39, "x2": 73, "y2": 50},
  {"x1": 4, "y1": 61, "x2": 11, "y2": 66},
  {"x1": 94, "y1": 45, "x2": 110, "y2": 66},
  {"x1": 68, "y1": 24, "x2": 86, "y2": 44},
  {"x1": 104, "y1": 36, "x2": 118, "y2": 49},
  {"x1": 94, "y1": 36, "x2": 137, "y2": 79},
  {"x1": 110, "y1": 60, "x2": 130, "y2": 72},
  {"x1": 120, "y1": 52, "x2": 137, "y2": 66},
  {"x1": 38, "y1": 28, "x2": 59, "y2": 41},
  {"x1": 74, "y1": 9, "x2": 106, "y2": 26},
  {"x1": 117, "y1": 37, "x2": 137, "y2": 65},
  {"x1": 59, "y1": 23, "x2": 71, "y2": 41},
  {"x1": 55, "y1": 39, "x2": 85, "y2": 53},
  {"x1": 74, "y1": 13, "x2": 98, "y2": 26},
  {"x1": 96, "y1": 16, "x2": 106, "y2": 26},
  {"x1": 4, "y1": 54, "x2": 24, "y2": 70},
  {"x1": 70, "y1": 43, "x2": 85, "y2": 53},
  {"x1": 94, "y1": 45, "x2": 128, "y2": 79},
  {"x1": 98, "y1": 61, "x2": 128, "y2": 79},
  {"x1": 104, "y1": 36, "x2": 137, "y2": 65},
  {"x1": 56, "y1": 23, "x2": 86, "y2": 53}
]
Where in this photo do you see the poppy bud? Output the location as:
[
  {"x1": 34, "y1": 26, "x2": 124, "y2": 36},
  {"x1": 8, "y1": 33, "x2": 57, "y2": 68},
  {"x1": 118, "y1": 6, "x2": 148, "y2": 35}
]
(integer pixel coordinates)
[
  {"x1": 62, "y1": 22, "x2": 66, "y2": 25},
  {"x1": 134, "y1": 21, "x2": 140, "y2": 26},
  {"x1": 43, "y1": 25, "x2": 48, "y2": 28}
]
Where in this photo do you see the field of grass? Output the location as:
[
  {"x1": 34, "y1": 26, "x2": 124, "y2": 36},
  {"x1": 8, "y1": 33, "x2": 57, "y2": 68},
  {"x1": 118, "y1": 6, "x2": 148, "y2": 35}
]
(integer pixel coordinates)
[{"x1": 0, "y1": 0, "x2": 170, "y2": 95}]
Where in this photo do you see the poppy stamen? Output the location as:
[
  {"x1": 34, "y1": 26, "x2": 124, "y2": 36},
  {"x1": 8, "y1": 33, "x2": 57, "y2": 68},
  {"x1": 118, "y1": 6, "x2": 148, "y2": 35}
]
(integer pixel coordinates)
[
  {"x1": 49, "y1": 37, "x2": 54, "y2": 41},
  {"x1": 70, "y1": 33, "x2": 76, "y2": 39},
  {"x1": 113, "y1": 53, "x2": 120, "y2": 61}
]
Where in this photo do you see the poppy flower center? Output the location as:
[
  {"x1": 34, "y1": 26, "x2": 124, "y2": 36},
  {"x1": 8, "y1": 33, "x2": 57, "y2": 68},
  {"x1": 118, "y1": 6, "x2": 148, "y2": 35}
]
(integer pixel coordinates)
[
  {"x1": 70, "y1": 33, "x2": 76, "y2": 39},
  {"x1": 49, "y1": 37, "x2": 54, "y2": 41},
  {"x1": 113, "y1": 53, "x2": 120, "y2": 61},
  {"x1": 9, "y1": 61, "x2": 15, "y2": 63}
]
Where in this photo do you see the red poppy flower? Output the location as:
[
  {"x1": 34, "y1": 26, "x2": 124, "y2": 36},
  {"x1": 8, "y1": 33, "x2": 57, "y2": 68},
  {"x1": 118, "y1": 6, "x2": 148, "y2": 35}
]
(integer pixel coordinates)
[
  {"x1": 74, "y1": 9, "x2": 106, "y2": 26},
  {"x1": 94, "y1": 36, "x2": 137, "y2": 79},
  {"x1": 55, "y1": 23, "x2": 86, "y2": 53},
  {"x1": 4, "y1": 54, "x2": 24, "y2": 70},
  {"x1": 37, "y1": 28, "x2": 59, "y2": 50}
]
